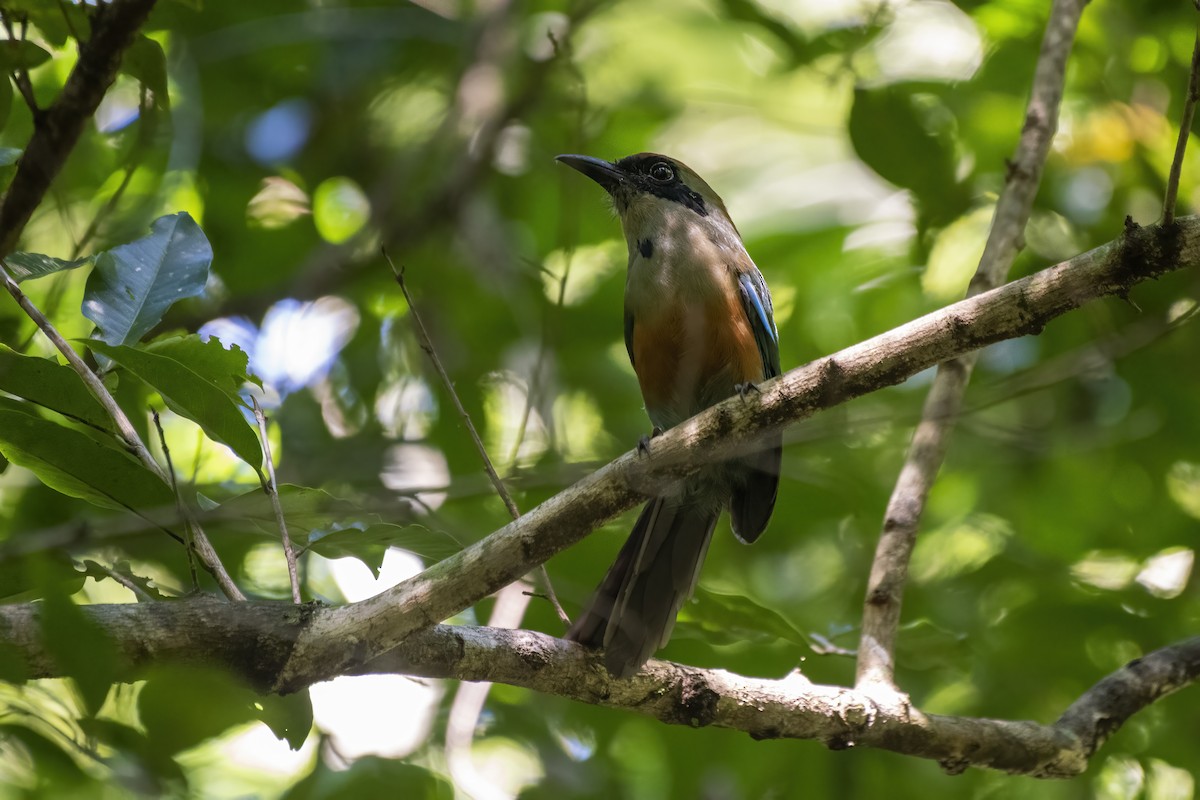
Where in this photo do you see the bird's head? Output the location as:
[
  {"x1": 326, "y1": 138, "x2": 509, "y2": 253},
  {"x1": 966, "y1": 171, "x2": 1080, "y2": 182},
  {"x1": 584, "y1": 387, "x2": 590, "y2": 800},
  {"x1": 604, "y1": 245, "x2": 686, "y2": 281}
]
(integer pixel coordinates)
[{"x1": 556, "y1": 152, "x2": 739, "y2": 248}]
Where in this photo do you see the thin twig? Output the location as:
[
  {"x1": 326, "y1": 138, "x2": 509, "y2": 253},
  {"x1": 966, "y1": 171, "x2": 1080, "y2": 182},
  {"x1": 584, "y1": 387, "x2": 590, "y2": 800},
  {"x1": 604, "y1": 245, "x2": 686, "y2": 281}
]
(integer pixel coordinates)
[
  {"x1": 383, "y1": 248, "x2": 570, "y2": 628},
  {"x1": 152, "y1": 410, "x2": 198, "y2": 590},
  {"x1": 72, "y1": 85, "x2": 154, "y2": 259},
  {"x1": 253, "y1": 398, "x2": 302, "y2": 604},
  {"x1": 56, "y1": 0, "x2": 82, "y2": 43},
  {"x1": 88, "y1": 560, "x2": 155, "y2": 602},
  {"x1": 854, "y1": 0, "x2": 1087, "y2": 693},
  {"x1": 0, "y1": 0, "x2": 159, "y2": 259},
  {"x1": 1163, "y1": 30, "x2": 1200, "y2": 225},
  {"x1": 1, "y1": 12, "x2": 40, "y2": 117},
  {"x1": 505, "y1": 26, "x2": 589, "y2": 470}
]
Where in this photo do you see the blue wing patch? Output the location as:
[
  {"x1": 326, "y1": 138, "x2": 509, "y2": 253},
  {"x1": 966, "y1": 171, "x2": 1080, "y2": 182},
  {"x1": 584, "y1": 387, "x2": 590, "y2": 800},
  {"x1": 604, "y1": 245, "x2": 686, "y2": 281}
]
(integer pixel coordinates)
[{"x1": 737, "y1": 271, "x2": 781, "y2": 379}]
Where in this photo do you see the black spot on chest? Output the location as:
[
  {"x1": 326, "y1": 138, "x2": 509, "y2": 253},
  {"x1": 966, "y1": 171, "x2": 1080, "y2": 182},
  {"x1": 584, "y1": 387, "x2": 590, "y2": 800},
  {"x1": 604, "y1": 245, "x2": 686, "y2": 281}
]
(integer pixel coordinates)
[{"x1": 638, "y1": 238, "x2": 654, "y2": 259}]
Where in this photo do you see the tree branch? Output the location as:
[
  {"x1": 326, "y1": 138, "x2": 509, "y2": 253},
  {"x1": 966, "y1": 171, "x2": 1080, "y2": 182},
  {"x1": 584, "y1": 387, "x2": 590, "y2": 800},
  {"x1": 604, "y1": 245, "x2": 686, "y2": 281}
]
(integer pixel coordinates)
[
  {"x1": 273, "y1": 215, "x2": 1195, "y2": 690},
  {"x1": 0, "y1": 0, "x2": 159, "y2": 258},
  {"x1": 1, "y1": 598, "x2": 1196, "y2": 778},
  {"x1": 856, "y1": 0, "x2": 1086, "y2": 691}
]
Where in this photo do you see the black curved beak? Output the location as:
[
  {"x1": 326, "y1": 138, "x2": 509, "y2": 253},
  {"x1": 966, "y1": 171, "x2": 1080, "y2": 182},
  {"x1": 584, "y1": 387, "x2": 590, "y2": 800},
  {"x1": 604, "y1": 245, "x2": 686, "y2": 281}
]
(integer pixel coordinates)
[{"x1": 555, "y1": 154, "x2": 625, "y2": 194}]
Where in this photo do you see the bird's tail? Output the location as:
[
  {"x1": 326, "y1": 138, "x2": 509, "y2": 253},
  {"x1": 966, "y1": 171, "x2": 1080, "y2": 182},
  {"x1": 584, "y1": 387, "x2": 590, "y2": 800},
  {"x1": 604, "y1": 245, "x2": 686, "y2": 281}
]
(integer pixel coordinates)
[{"x1": 565, "y1": 495, "x2": 719, "y2": 678}]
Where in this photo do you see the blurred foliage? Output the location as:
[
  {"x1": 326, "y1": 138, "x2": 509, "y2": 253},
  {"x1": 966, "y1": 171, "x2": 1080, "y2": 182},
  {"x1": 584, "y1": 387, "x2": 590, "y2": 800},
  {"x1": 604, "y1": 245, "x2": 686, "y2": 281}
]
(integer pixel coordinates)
[{"x1": 0, "y1": 0, "x2": 1198, "y2": 798}]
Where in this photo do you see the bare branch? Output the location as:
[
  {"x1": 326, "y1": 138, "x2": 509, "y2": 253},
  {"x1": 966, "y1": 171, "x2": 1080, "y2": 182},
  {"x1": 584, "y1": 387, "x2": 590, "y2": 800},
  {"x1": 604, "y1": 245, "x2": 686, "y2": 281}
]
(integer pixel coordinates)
[
  {"x1": 152, "y1": 409, "x2": 198, "y2": 590},
  {"x1": 856, "y1": 0, "x2": 1086, "y2": 691},
  {"x1": 254, "y1": 399, "x2": 301, "y2": 604},
  {"x1": 276, "y1": 216, "x2": 1196, "y2": 691},
  {"x1": 1, "y1": 599, "x2": 1196, "y2": 778},
  {"x1": 1163, "y1": 30, "x2": 1200, "y2": 226},
  {"x1": 0, "y1": 0, "x2": 159, "y2": 258}
]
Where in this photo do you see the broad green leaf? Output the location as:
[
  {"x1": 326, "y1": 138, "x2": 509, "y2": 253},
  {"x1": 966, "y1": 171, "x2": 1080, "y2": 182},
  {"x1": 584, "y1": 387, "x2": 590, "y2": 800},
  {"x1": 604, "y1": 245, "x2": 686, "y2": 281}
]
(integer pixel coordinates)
[
  {"x1": 680, "y1": 586, "x2": 812, "y2": 647},
  {"x1": 257, "y1": 690, "x2": 313, "y2": 751},
  {"x1": 3, "y1": 250, "x2": 92, "y2": 282},
  {"x1": 848, "y1": 86, "x2": 967, "y2": 227},
  {"x1": 0, "y1": 408, "x2": 172, "y2": 511},
  {"x1": 145, "y1": 333, "x2": 262, "y2": 392},
  {"x1": 40, "y1": 585, "x2": 122, "y2": 714},
  {"x1": 286, "y1": 758, "x2": 451, "y2": 800},
  {"x1": 306, "y1": 522, "x2": 457, "y2": 576},
  {"x1": 895, "y1": 619, "x2": 969, "y2": 671},
  {"x1": 82, "y1": 212, "x2": 212, "y2": 347},
  {"x1": 138, "y1": 664, "x2": 261, "y2": 756},
  {"x1": 0, "y1": 40, "x2": 51, "y2": 71},
  {"x1": 207, "y1": 485, "x2": 457, "y2": 575},
  {"x1": 0, "y1": 344, "x2": 110, "y2": 428},
  {"x1": 88, "y1": 339, "x2": 263, "y2": 469},
  {"x1": 0, "y1": 724, "x2": 93, "y2": 789},
  {"x1": 80, "y1": 560, "x2": 171, "y2": 601},
  {"x1": 0, "y1": 551, "x2": 84, "y2": 603},
  {"x1": 17, "y1": 2, "x2": 89, "y2": 47},
  {"x1": 122, "y1": 35, "x2": 169, "y2": 110},
  {"x1": 78, "y1": 719, "x2": 186, "y2": 787}
]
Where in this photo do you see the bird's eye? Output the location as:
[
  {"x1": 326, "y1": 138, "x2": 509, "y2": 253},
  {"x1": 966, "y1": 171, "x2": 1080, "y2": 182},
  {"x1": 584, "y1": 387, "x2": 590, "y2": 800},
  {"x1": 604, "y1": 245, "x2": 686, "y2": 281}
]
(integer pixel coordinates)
[{"x1": 649, "y1": 162, "x2": 674, "y2": 182}]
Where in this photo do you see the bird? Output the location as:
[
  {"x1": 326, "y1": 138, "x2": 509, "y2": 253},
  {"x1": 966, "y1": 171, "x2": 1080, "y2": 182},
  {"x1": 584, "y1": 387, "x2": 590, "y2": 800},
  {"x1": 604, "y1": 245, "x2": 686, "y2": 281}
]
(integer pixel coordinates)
[{"x1": 556, "y1": 152, "x2": 782, "y2": 677}]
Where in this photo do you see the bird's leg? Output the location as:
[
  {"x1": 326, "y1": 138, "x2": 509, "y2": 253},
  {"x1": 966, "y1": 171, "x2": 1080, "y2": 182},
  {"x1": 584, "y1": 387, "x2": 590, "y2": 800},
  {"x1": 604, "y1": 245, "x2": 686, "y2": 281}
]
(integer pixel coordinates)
[
  {"x1": 735, "y1": 381, "x2": 762, "y2": 399},
  {"x1": 637, "y1": 426, "x2": 665, "y2": 455}
]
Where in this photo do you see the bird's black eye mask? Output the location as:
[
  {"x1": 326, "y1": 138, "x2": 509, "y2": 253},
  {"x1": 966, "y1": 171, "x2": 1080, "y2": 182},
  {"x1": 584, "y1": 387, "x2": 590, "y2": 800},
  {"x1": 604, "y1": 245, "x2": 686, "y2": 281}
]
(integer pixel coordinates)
[{"x1": 614, "y1": 155, "x2": 708, "y2": 217}]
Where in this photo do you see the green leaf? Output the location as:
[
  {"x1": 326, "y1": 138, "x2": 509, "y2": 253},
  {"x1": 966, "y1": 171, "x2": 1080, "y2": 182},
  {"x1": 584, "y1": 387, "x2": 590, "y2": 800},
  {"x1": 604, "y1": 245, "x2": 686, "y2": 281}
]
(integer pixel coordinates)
[
  {"x1": 82, "y1": 212, "x2": 212, "y2": 347},
  {"x1": 78, "y1": 718, "x2": 186, "y2": 788},
  {"x1": 680, "y1": 586, "x2": 812, "y2": 647},
  {"x1": 0, "y1": 724, "x2": 93, "y2": 790},
  {"x1": 894, "y1": 618, "x2": 969, "y2": 671},
  {"x1": 257, "y1": 690, "x2": 313, "y2": 750},
  {"x1": 0, "y1": 408, "x2": 173, "y2": 511},
  {"x1": 138, "y1": 664, "x2": 291, "y2": 756},
  {"x1": 87, "y1": 339, "x2": 263, "y2": 469},
  {"x1": 285, "y1": 758, "x2": 451, "y2": 800},
  {"x1": 0, "y1": 75, "x2": 11, "y2": 133},
  {"x1": 80, "y1": 559, "x2": 171, "y2": 600},
  {"x1": 0, "y1": 40, "x2": 51, "y2": 71},
  {"x1": 848, "y1": 86, "x2": 967, "y2": 226},
  {"x1": 0, "y1": 551, "x2": 85, "y2": 604},
  {"x1": 207, "y1": 485, "x2": 458, "y2": 575},
  {"x1": 0, "y1": 344, "x2": 110, "y2": 428},
  {"x1": 122, "y1": 35, "x2": 169, "y2": 110},
  {"x1": 3, "y1": 250, "x2": 92, "y2": 282},
  {"x1": 145, "y1": 333, "x2": 262, "y2": 391},
  {"x1": 39, "y1": 585, "x2": 122, "y2": 715},
  {"x1": 138, "y1": 665, "x2": 257, "y2": 755}
]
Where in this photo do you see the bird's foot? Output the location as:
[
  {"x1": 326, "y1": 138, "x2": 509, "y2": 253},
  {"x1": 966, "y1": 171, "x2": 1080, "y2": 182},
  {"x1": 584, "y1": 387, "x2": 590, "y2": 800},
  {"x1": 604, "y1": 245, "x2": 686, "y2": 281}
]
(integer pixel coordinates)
[
  {"x1": 735, "y1": 381, "x2": 761, "y2": 399},
  {"x1": 637, "y1": 426, "x2": 665, "y2": 455}
]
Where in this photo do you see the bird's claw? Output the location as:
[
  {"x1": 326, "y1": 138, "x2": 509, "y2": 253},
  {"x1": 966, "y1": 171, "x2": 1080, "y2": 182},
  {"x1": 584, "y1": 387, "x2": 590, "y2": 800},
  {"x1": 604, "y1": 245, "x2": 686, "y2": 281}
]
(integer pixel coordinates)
[
  {"x1": 637, "y1": 426, "x2": 665, "y2": 455},
  {"x1": 735, "y1": 381, "x2": 761, "y2": 399}
]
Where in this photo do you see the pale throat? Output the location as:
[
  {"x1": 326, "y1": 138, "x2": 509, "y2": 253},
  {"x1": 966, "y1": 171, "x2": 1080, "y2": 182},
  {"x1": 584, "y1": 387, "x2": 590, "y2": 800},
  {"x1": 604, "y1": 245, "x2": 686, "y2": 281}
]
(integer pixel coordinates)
[{"x1": 620, "y1": 198, "x2": 744, "y2": 309}]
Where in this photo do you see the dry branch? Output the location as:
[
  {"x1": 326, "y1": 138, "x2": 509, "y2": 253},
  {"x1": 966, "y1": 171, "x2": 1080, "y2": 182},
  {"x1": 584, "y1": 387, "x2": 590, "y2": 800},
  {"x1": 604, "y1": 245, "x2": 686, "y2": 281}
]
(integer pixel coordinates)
[
  {"x1": 1, "y1": 599, "x2": 1196, "y2": 778},
  {"x1": 856, "y1": 0, "x2": 1086, "y2": 691}
]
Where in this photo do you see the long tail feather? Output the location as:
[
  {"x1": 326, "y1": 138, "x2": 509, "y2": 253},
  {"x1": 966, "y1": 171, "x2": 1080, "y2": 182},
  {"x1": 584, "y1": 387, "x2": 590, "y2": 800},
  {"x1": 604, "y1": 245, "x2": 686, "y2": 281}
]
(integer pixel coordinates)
[{"x1": 565, "y1": 496, "x2": 719, "y2": 677}]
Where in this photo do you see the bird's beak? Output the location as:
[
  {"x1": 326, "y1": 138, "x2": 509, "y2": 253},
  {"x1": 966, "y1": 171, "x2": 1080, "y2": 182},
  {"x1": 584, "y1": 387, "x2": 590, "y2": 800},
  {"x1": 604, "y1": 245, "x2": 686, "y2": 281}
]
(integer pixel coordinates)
[{"x1": 555, "y1": 154, "x2": 625, "y2": 194}]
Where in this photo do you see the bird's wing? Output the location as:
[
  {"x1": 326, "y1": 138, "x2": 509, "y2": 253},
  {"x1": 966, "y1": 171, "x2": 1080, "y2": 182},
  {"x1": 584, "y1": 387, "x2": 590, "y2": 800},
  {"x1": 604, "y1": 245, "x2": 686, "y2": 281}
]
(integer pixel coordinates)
[
  {"x1": 624, "y1": 308, "x2": 636, "y2": 367},
  {"x1": 737, "y1": 270, "x2": 780, "y2": 379}
]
